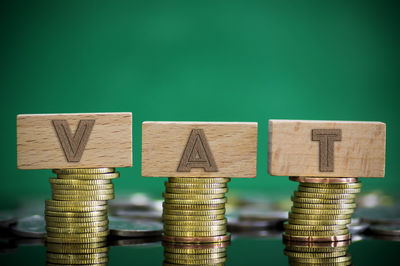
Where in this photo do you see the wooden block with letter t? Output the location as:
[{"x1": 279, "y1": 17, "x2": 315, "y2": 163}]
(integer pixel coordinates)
[
  {"x1": 17, "y1": 112, "x2": 132, "y2": 169},
  {"x1": 142, "y1": 122, "x2": 258, "y2": 178},
  {"x1": 268, "y1": 120, "x2": 386, "y2": 178}
]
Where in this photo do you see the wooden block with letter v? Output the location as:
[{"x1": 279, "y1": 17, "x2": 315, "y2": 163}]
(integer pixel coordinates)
[
  {"x1": 268, "y1": 119, "x2": 386, "y2": 178},
  {"x1": 17, "y1": 112, "x2": 132, "y2": 169},
  {"x1": 142, "y1": 121, "x2": 258, "y2": 178}
]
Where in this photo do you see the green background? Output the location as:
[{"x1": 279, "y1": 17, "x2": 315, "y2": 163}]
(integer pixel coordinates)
[{"x1": 1, "y1": 0, "x2": 399, "y2": 209}]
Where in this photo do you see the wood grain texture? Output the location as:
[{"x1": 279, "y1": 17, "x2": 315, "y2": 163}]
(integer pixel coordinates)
[
  {"x1": 142, "y1": 122, "x2": 257, "y2": 178},
  {"x1": 268, "y1": 120, "x2": 386, "y2": 178},
  {"x1": 17, "y1": 113, "x2": 132, "y2": 169}
]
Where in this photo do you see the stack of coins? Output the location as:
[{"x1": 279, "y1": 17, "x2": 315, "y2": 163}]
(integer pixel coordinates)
[
  {"x1": 162, "y1": 177, "x2": 231, "y2": 243},
  {"x1": 163, "y1": 242, "x2": 229, "y2": 265},
  {"x1": 45, "y1": 168, "x2": 119, "y2": 265},
  {"x1": 283, "y1": 240, "x2": 352, "y2": 265},
  {"x1": 283, "y1": 176, "x2": 361, "y2": 242}
]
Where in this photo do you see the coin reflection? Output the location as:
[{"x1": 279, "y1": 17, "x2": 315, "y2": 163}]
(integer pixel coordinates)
[
  {"x1": 162, "y1": 241, "x2": 230, "y2": 265},
  {"x1": 46, "y1": 242, "x2": 109, "y2": 265},
  {"x1": 283, "y1": 240, "x2": 352, "y2": 265}
]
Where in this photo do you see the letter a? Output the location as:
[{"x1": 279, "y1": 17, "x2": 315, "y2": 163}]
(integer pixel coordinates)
[
  {"x1": 52, "y1": 120, "x2": 95, "y2": 162},
  {"x1": 177, "y1": 129, "x2": 218, "y2": 172}
]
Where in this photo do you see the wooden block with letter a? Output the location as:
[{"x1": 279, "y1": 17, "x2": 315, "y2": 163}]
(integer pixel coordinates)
[
  {"x1": 268, "y1": 119, "x2": 386, "y2": 178},
  {"x1": 142, "y1": 122, "x2": 258, "y2": 178},
  {"x1": 17, "y1": 112, "x2": 132, "y2": 169}
]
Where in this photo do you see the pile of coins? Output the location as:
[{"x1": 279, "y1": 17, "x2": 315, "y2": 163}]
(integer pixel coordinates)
[
  {"x1": 45, "y1": 168, "x2": 119, "y2": 265},
  {"x1": 284, "y1": 176, "x2": 361, "y2": 242},
  {"x1": 163, "y1": 242, "x2": 229, "y2": 265},
  {"x1": 283, "y1": 240, "x2": 352, "y2": 265},
  {"x1": 162, "y1": 177, "x2": 231, "y2": 243}
]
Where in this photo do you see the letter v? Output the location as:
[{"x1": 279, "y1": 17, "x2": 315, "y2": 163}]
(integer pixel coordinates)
[{"x1": 52, "y1": 120, "x2": 95, "y2": 162}]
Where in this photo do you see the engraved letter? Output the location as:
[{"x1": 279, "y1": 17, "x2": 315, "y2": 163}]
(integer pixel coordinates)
[
  {"x1": 52, "y1": 120, "x2": 95, "y2": 162},
  {"x1": 177, "y1": 129, "x2": 218, "y2": 172},
  {"x1": 312, "y1": 129, "x2": 342, "y2": 172}
]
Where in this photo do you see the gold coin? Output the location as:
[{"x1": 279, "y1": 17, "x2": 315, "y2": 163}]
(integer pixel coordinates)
[
  {"x1": 291, "y1": 196, "x2": 354, "y2": 204},
  {"x1": 46, "y1": 226, "x2": 108, "y2": 234},
  {"x1": 288, "y1": 253, "x2": 351, "y2": 263},
  {"x1": 284, "y1": 222, "x2": 346, "y2": 231},
  {"x1": 164, "y1": 198, "x2": 227, "y2": 205},
  {"x1": 294, "y1": 191, "x2": 357, "y2": 199},
  {"x1": 47, "y1": 230, "x2": 109, "y2": 238},
  {"x1": 46, "y1": 252, "x2": 108, "y2": 260},
  {"x1": 292, "y1": 202, "x2": 357, "y2": 209},
  {"x1": 164, "y1": 225, "x2": 226, "y2": 232},
  {"x1": 52, "y1": 194, "x2": 114, "y2": 201},
  {"x1": 162, "y1": 193, "x2": 225, "y2": 200},
  {"x1": 298, "y1": 186, "x2": 361, "y2": 194},
  {"x1": 163, "y1": 219, "x2": 227, "y2": 226},
  {"x1": 53, "y1": 168, "x2": 115, "y2": 174},
  {"x1": 164, "y1": 252, "x2": 226, "y2": 260},
  {"x1": 165, "y1": 187, "x2": 228, "y2": 194},
  {"x1": 163, "y1": 257, "x2": 227, "y2": 265},
  {"x1": 300, "y1": 182, "x2": 361, "y2": 189},
  {"x1": 46, "y1": 236, "x2": 107, "y2": 243},
  {"x1": 284, "y1": 229, "x2": 349, "y2": 236},
  {"x1": 45, "y1": 205, "x2": 108, "y2": 213},
  {"x1": 46, "y1": 245, "x2": 108, "y2": 254},
  {"x1": 163, "y1": 203, "x2": 225, "y2": 210},
  {"x1": 289, "y1": 176, "x2": 358, "y2": 183},
  {"x1": 163, "y1": 247, "x2": 226, "y2": 254},
  {"x1": 283, "y1": 233, "x2": 352, "y2": 243},
  {"x1": 45, "y1": 200, "x2": 107, "y2": 207},
  {"x1": 168, "y1": 178, "x2": 230, "y2": 183},
  {"x1": 45, "y1": 210, "x2": 107, "y2": 218},
  {"x1": 284, "y1": 245, "x2": 348, "y2": 253},
  {"x1": 52, "y1": 189, "x2": 114, "y2": 195},
  {"x1": 56, "y1": 172, "x2": 120, "y2": 179},
  {"x1": 291, "y1": 207, "x2": 355, "y2": 215},
  {"x1": 162, "y1": 214, "x2": 225, "y2": 221},
  {"x1": 165, "y1": 182, "x2": 227, "y2": 189},
  {"x1": 163, "y1": 209, "x2": 225, "y2": 216},
  {"x1": 46, "y1": 257, "x2": 108, "y2": 264},
  {"x1": 288, "y1": 212, "x2": 352, "y2": 220},
  {"x1": 45, "y1": 216, "x2": 107, "y2": 224},
  {"x1": 45, "y1": 242, "x2": 106, "y2": 250},
  {"x1": 162, "y1": 234, "x2": 231, "y2": 243},
  {"x1": 46, "y1": 217, "x2": 108, "y2": 228},
  {"x1": 288, "y1": 218, "x2": 351, "y2": 226},
  {"x1": 284, "y1": 249, "x2": 347, "y2": 258},
  {"x1": 50, "y1": 184, "x2": 114, "y2": 190},
  {"x1": 164, "y1": 230, "x2": 227, "y2": 237},
  {"x1": 49, "y1": 179, "x2": 111, "y2": 185}
]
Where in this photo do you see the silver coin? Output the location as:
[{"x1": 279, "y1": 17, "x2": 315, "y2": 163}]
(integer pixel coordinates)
[
  {"x1": 348, "y1": 222, "x2": 369, "y2": 234},
  {"x1": 0, "y1": 212, "x2": 17, "y2": 228},
  {"x1": 11, "y1": 215, "x2": 46, "y2": 238},
  {"x1": 109, "y1": 216, "x2": 163, "y2": 237},
  {"x1": 355, "y1": 206, "x2": 400, "y2": 225},
  {"x1": 369, "y1": 224, "x2": 400, "y2": 236}
]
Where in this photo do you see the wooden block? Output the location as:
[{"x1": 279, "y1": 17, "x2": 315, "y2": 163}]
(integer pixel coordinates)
[
  {"x1": 17, "y1": 113, "x2": 132, "y2": 169},
  {"x1": 268, "y1": 120, "x2": 386, "y2": 178},
  {"x1": 142, "y1": 122, "x2": 258, "y2": 178}
]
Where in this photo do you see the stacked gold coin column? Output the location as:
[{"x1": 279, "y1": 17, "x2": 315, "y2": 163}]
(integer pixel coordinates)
[
  {"x1": 45, "y1": 168, "x2": 119, "y2": 265},
  {"x1": 268, "y1": 119, "x2": 386, "y2": 242},
  {"x1": 283, "y1": 176, "x2": 359, "y2": 244},
  {"x1": 16, "y1": 113, "x2": 133, "y2": 264},
  {"x1": 142, "y1": 122, "x2": 258, "y2": 244},
  {"x1": 162, "y1": 177, "x2": 230, "y2": 243},
  {"x1": 163, "y1": 241, "x2": 230, "y2": 265}
]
